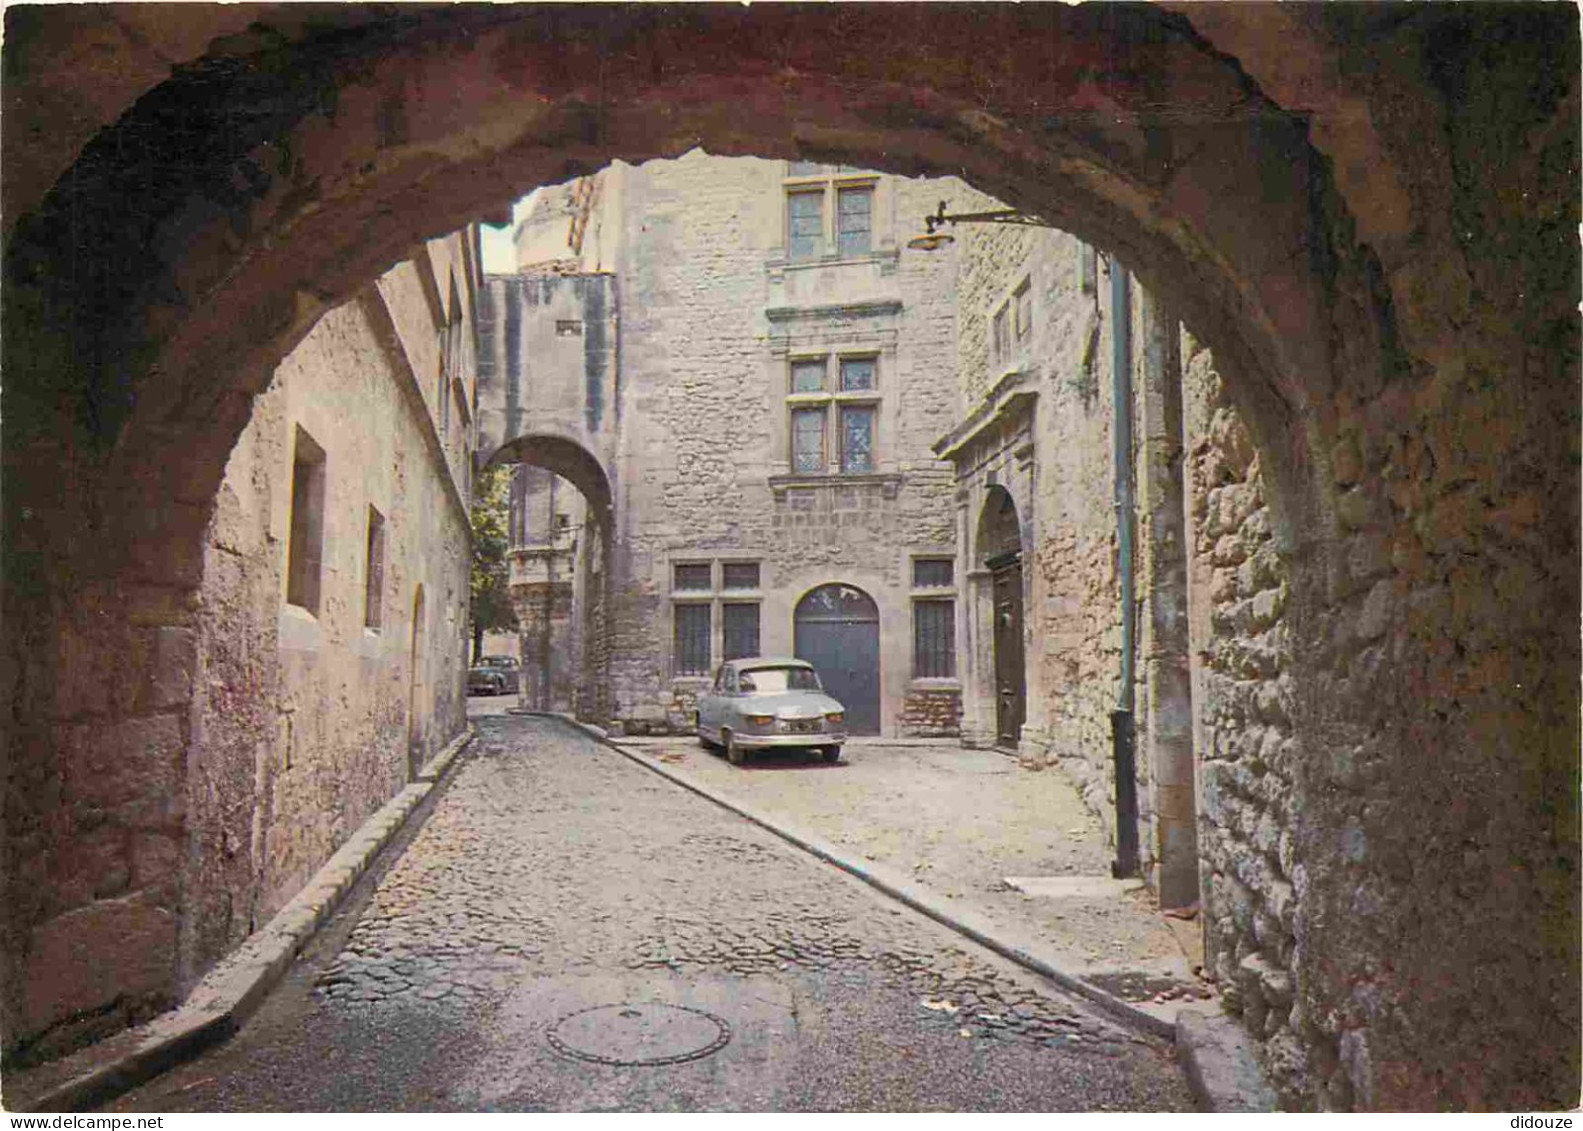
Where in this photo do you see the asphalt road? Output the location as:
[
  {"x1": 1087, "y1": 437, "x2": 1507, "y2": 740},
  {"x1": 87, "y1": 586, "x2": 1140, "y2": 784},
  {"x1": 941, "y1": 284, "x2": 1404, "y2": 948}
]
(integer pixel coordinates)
[{"x1": 106, "y1": 714, "x2": 1193, "y2": 1112}]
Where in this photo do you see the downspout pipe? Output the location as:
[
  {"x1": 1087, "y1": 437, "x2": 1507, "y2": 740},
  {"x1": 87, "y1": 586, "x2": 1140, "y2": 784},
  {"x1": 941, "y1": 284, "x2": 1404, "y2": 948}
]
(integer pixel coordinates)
[{"x1": 1110, "y1": 262, "x2": 1141, "y2": 879}]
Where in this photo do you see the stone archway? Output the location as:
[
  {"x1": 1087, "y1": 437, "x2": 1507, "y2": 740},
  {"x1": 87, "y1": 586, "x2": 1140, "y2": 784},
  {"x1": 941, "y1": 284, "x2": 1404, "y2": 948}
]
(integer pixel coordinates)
[
  {"x1": 484, "y1": 432, "x2": 615, "y2": 723},
  {"x1": 2, "y1": 6, "x2": 1576, "y2": 1110}
]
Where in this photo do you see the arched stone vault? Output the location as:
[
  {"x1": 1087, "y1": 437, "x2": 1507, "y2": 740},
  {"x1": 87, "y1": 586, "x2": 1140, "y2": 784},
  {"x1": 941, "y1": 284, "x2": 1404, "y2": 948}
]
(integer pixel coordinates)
[
  {"x1": 483, "y1": 432, "x2": 614, "y2": 537},
  {"x1": 2, "y1": 5, "x2": 1576, "y2": 1109}
]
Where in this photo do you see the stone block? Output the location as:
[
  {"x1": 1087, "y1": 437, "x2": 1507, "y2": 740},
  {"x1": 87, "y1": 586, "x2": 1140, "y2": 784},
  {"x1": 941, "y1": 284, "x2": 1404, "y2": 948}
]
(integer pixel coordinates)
[
  {"x1": 149, "y1": 626, "x2": 197, "y2": 708},
  {"x1": 132, "y1": 832, "x2": 183, "y2": 891},
  {"x1": 1334, "y1": 487, "x2": 1373, "y2": 532},
  {"x1": 1355, "y1": 579, "x2": 1392, "y2": 641},
  {"x1": 1212, "y1": 534, "x2": 1246, "y2": 567},
  {"x1": 65, "y1": 714, "x2": 183, "y2": 823},
  {"x1": 1249, "y1": 586, "x2": 1285, "y2": 631},
  {"x1": 22, "y1": 893, "x2": 178, "y2": 1035},
  {"x1": 1330, "y1": 434, "x2": 1363, "y2": 487}
]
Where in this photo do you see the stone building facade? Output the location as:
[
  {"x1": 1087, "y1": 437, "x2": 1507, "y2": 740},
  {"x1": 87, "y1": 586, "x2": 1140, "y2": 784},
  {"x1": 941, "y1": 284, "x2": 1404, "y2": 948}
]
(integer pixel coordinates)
[
  {"x1": 10, "y1": 231, "x2": 481, "y2": 1064},
  {"x1": 483, "y1": 154, "x2": 968, "y2": 738},
  {"x1": 936, "y1": 207, "x2": 1334, "y2": 1104}
]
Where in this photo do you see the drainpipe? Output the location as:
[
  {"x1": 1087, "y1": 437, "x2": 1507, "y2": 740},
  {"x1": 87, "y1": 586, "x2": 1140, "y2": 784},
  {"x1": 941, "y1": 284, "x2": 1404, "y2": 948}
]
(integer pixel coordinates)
[{"x1": 1110, "y1": 262, "x2": 1140, "y2": 879}]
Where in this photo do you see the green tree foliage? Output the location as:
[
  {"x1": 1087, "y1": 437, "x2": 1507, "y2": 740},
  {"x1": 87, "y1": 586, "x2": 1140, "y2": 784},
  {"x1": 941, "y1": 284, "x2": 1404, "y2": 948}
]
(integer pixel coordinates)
[{"x1": 470, "y1": 464, "x2": 517, "y2": 660}]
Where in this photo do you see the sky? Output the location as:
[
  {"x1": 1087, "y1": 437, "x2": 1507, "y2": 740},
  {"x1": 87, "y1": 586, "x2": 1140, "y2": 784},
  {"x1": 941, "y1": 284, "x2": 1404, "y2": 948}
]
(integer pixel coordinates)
[{"x1": 479, "y1": 193, "x2": 536, "y2": 273}]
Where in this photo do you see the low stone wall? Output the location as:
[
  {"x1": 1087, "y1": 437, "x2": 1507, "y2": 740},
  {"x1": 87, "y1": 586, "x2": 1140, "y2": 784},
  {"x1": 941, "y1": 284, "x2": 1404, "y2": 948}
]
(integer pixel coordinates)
[{"x1": 897, "y1": 687, "x2": 962, "y2": 737}]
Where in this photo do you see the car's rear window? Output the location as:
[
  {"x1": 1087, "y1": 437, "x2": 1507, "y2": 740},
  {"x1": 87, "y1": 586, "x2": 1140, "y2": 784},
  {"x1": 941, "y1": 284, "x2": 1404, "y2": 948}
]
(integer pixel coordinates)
[{"x1": 740, "y1": 667, "x2": 821, "y2": 693}]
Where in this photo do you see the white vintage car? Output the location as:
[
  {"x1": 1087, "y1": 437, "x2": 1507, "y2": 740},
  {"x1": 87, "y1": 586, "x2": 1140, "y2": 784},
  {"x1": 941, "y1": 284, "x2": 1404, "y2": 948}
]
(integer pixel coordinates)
[{"x1": 694, "y1": 656, "x2": 848, "y2": 766}]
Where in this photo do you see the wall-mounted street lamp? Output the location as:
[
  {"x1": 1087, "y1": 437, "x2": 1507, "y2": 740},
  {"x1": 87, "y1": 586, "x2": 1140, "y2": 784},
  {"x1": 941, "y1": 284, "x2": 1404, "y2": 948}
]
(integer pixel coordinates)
[{"x1": 905, "y1": 199, "x2": 1055, "y2": 251}]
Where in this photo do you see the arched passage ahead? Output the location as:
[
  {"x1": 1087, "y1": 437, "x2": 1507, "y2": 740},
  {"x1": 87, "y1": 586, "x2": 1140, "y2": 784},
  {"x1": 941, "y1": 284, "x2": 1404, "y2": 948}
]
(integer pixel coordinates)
[
  {"x1": 484, "y1": 431, "x2": 615, "y2": 722},
  {"x1": 2, "y1": 6, "x2": 1576, "y2": 1110},
  {"x1": 485, "y1": 432, "x2": 615, "y2": 535}
]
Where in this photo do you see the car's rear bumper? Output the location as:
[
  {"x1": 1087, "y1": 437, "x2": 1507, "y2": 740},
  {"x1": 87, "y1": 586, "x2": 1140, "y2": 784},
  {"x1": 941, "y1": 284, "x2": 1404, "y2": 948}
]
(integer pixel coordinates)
[{"x1": 732, "y1": 731, "x2": 847, "y2": 749}]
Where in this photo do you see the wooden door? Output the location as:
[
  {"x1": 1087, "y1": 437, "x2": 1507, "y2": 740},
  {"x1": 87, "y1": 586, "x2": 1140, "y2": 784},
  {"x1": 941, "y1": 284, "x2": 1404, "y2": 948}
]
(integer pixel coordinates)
[{"x1": 992, "y1": 560, "x2": 1025, "y2": 747}]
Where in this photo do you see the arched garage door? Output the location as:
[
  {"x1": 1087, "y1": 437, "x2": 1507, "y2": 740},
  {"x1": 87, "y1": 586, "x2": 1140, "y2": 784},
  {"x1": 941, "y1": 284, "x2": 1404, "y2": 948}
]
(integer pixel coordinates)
[{"x1": 794, "y1": 583, "x2": 881, "y2": 735}]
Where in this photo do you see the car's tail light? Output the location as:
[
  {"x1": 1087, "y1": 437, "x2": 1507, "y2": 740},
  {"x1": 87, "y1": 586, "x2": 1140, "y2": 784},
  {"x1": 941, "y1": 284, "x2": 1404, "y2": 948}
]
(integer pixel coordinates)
[{"x1": 825, "y1": 712, "x2": 844, "y2": 724}]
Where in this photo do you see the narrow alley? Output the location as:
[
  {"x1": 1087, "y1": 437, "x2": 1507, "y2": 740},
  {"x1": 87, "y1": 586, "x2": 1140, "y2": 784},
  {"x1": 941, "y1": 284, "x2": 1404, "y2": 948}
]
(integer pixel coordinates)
[{"x1": 104, "y1": 715, "x2": 1191, "y2": 1112}]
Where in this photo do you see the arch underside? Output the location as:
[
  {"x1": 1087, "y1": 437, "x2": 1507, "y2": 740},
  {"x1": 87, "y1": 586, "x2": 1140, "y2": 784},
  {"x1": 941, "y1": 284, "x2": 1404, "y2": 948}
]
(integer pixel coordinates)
[
  {"x1": 486, "y1": 432, "x2": 614, "y2": 530},
  {"x1": 2, "y1": 4, "x2": 1577, "y2": 1111}
]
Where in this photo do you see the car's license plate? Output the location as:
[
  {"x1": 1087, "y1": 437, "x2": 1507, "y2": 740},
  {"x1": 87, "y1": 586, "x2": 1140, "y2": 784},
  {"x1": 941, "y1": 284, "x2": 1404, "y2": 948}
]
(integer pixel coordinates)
[{"x1": 790, "y1": 719, "x2": 821, "y2": 734}]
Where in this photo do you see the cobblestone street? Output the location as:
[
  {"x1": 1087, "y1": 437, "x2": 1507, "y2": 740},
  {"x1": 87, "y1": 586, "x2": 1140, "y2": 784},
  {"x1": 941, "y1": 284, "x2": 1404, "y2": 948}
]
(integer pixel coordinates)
[
  {"x1": 616, "y1": 730, "x2": 1205, "y2": 994},
  {"x1": 109, "y1": 714, "x2": 1192, "y2": 1111}
]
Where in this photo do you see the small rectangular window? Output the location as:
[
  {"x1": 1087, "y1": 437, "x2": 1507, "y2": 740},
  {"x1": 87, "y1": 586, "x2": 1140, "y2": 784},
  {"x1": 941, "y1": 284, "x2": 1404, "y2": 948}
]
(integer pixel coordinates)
[
  {"x1": 722, "y1": 562, "x2": 761, "y2": 591},
  {"x1": 839, "y1": 356, "x2": 876, "y2": 392},
  {"x1": 914, "y1": 599, "x2": 956, "y2": 678},
  {"x1": 791, "y1": 358, "x2": 827, "y2": 394},
  {"x1": 365, "y1": 506, "x2": 386, "y2": 629},
  {"x1": 992, "y1": 303, "x2": 1011, "y2": 367},
  {"x1": 792, "y1": 408, "x2": 826, "y2": 474},
  {"x1": 836, "y1": 185, "x2": 873, "y2": 257},
  {"x1": 840, "y1": 405, "x2": 875, "y2": 473},
  {"x1": 555, "y1": 320, "x2": 584, "y2": 337},
  {"x1": 722, "y1": 603, "x2": 760, "y2": 662},
  {"x1": 674, "y1": 563, "x2": 712, "y2": 591},
  {"x1": 673, "y1": 604, "x2": 711, "y2": 676},
  {"x1": 286, "y1": 426, "x2": 326, "y2": 614},
  {"x1": 788, "y1": 190, "x2": 824, "y2": 261},
  {"x1": 913, "y1": 558, "x2": 954, "y2": 588},
  {"x1": 1014, "y1": 280, "x2": 1032, "y2": 341}
]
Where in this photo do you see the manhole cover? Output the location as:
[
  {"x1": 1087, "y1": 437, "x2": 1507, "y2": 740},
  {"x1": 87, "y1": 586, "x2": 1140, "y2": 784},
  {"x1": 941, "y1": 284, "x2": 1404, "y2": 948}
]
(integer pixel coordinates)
[{"x1": 546, "y1": 1002, "x2": 731, "y2": 1066}]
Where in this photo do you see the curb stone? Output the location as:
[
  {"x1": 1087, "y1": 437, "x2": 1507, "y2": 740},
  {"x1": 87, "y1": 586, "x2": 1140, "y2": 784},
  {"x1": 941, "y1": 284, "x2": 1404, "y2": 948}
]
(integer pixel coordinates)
[
  {"x1": 5, "y1": 727, "x2": 476, "y2": 1113},
  {"x1": 1176, "y1": 1009, "x2": 1280, "y2": 1111},
  {"x1": 536, "y1": 713, "x2": 1278, "y2": 1112}
]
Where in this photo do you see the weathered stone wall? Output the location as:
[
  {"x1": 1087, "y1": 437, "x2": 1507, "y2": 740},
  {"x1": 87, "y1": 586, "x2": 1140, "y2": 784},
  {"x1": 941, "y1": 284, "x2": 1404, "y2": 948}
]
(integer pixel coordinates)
[
  {"x1": 897, "y1": 689, "x2": 962, "y2": 737},
  {"x1": 7, "y1": 236, "x2": 476, "y2": 1065},
  {"x1": 184, "y1": 239, "x2": 474, "y2": 1005},
  {"x1": 567, "y1": 155, "x2": 965, "y2": 736},
  {"x1": 946, "y1": 216, "x2": 1160, "y2": 869},
  {"x1": 1181, "y1": 333, "x2": 1304, "y2": 1098}
]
